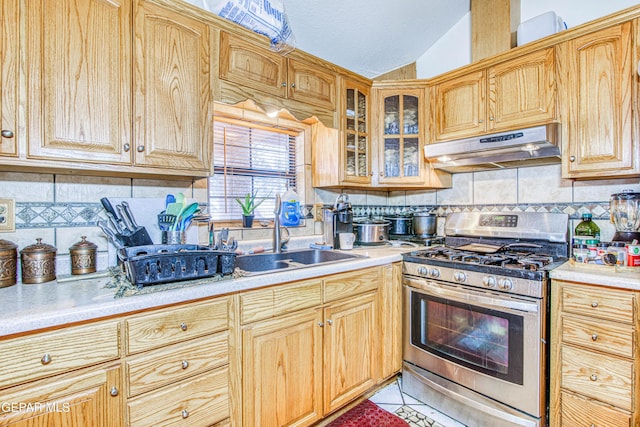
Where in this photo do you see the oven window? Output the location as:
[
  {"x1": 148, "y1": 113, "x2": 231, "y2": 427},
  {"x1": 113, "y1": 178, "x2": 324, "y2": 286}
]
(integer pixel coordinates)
[{"x1": 410, "y1": 291, "x2": 524, "y2": 384}]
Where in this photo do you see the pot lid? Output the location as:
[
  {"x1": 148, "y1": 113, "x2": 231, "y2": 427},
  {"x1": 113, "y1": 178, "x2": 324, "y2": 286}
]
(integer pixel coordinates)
[
  {"x1": 21, "y1": 238, "x2": 56, "y2": 255},
  {"x1": 70, "y1": 236, "x2": 97, "y2": 251},
  {"x1": 384, "y1": 214, "x2": 412, "y2": 219},
  {"x1": 0, "y1": 239, "x2": 17, "y2": 251},
  {"x1": 354, "y1": 218, "x2": 390, "y2": 225},
  {"x1": 413, "y1": 212, "x2": 436, "y2": 217},
  {"x1": 611, "y1": 189, "x2": 640, "y2": 199}
]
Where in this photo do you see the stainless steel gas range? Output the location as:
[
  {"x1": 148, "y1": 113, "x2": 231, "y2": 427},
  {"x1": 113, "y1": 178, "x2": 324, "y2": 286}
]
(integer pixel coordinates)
[{"x1": 402, "y1": 211, "x2": 569, "y2": 427}]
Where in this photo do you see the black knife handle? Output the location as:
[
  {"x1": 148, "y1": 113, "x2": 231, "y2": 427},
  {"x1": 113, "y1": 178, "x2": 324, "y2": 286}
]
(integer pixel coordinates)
[{"x1": 100, "y1": 197, "x2": 119, "y2": 220}]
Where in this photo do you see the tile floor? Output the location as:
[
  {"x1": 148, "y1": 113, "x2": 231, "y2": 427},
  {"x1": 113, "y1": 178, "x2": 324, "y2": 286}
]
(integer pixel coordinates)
[{"x1": 370, "y1": 378, "x2": 467, "y2": 427}]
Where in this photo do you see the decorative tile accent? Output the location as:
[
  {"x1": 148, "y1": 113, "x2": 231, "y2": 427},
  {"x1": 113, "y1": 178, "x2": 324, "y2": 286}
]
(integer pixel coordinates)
[{"x1": 16, "y1": 202, "x2": 103, "y2": 229}]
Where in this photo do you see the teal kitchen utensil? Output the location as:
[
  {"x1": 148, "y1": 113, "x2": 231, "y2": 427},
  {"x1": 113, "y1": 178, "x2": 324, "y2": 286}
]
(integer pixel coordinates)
[{"x1": 172, "y1": 202, "x2": 200, "y2": 231}]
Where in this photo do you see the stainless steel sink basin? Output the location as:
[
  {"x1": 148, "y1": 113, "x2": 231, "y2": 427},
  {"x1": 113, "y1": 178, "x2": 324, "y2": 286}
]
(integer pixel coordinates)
[{"x1": 236, "y1": 248, "x2": 364, "y2": 275}]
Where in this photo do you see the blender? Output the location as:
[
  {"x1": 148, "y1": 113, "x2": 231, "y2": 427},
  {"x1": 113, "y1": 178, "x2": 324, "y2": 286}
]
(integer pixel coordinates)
[{"x1": 610, "y1": 190, "x2": 640, "y2": 242}]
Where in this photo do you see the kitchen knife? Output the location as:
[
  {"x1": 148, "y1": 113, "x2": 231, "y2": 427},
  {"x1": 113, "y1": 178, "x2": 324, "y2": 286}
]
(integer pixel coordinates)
[
  {"x1": 116, "y1": 204, "x2": 135, "y2": 233},
  {"x1": 97, "y1": 220, "x2": 123, "y2": 248},
  {"x1": 106, "y1": 211, "x2": 124, "y2": 234},
  {"x1": 101, "y1": 197, "x2": 126, "y2": 231},
  {"x1": 121, "y1": 201, "x2": 139, "y2": 228}
]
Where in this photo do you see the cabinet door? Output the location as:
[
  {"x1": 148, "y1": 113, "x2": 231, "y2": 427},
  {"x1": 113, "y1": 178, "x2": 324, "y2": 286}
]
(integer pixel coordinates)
[
  {"x1": 0, "y1": 0, "x2": 18, "y2": 156},
  {"x1": 341, "y1": 78, "x2": 371, "y2": 185},
  {"x1": 25, "y1": 0, "x2": 132, "y2": 164},
  {"x1": 489, "y1": 48, "x2": 556, "y2": 131},
  {"x1": 287, "y1": 59, "x2": 336, "y2": 110},
  {"x1": 324, "y1": 292, "x2": 377, "y2": 414},
  {"x1": 558, "y1": 22, "x2": 638, "y2": 178},
  {"x1": 433, "y1": 70, "x2": 486, "y2": 142},
  {"x1": 219, "y1": 31, "x2": 287, "y2": 98},
  {"x1": 133, "y1": 0, "x2": 212, "y2": 171},
  {"x1": 0, "y1": 363, "x2": 122, "y2": 427},
  {"x1": 243, "y1": 308, "x2": 323, "y2": 427},
  {"x1": 378, "y1": 89, "x2": 425, "y2": 185},
  {"x1": 379, "y1": 263, "x2": 402, "y2": 379}
]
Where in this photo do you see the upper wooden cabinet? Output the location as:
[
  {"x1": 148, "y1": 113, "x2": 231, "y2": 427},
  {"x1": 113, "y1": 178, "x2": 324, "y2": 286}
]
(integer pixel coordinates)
[
  {"x1": 0, "y1": 0, "x2": 18, "y2": 157},
  {"x1": 219, "y1": 32, "x2": 336, "y2": 110},
  {"x1": 133, "y1": 0, "x2": 213, "y2": 172},
  {"x1": 557, "y1": 21, "x2": 639, "y2": 178},
  {"x1": 432, "y1": 48, "x2": 557, "y2": 142},
  {"x1": 25, "y1": 0, "x2": 132, "y2": 165}
]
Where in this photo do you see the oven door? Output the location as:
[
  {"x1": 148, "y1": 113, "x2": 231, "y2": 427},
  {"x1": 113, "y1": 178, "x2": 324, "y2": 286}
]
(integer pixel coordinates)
[{"x1": 403, "y1": 276, "x2": 545, "y2": 418}]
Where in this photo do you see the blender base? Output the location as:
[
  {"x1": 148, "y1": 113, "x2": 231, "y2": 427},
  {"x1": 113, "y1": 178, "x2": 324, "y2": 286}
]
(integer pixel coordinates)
[{"x1": 612, "y1": 231, "x2": 640, "y2": 243}]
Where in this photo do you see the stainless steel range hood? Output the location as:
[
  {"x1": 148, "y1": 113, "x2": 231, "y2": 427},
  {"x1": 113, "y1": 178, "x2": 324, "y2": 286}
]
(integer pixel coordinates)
[{"x1": 424, "y1": 124, "x2": 560, "y2": 173}]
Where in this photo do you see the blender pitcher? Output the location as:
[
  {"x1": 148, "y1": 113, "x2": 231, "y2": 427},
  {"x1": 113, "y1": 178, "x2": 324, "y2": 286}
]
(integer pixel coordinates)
[{"x1": 610, "y1": 190, "x2": 640, "y2": 242}]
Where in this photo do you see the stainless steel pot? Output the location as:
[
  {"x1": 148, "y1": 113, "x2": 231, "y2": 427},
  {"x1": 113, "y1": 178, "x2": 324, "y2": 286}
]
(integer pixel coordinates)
[
  {"x1": 412, "y1": 212, "x2": 437, "y2": 237},
  {"x1": 353, "y1": 219, "x2": 390, "y2": 245},
  {"x1": 384, "y1": 215, "x2": 413, "y2": 235}
]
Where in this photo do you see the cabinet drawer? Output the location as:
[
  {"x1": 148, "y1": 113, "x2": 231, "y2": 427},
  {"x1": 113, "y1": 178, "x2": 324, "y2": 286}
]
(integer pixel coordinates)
[
  {"x1": 126, "y1": 297, "x2": 229, "y2": 354},
  {"x1": 240, "y1": 279, "x2": 322, "y2": 324},
  {"x1": 127, "y1": 331, "x2": 229, "y2": 397},
  {"x1": 0, "y1": 320, "x2": 120, "y2": 388},
  {"x1": 561, "y1": 315, "x2": 634, "y2": 358},
  {"x1": 561, "y1": 283, "x2": 634, "y2": 323},
  {"x1": 323, "y1": 267, "x2": 380, "y2": 303},
  {"x1": 560, "y1": 391, "x2": 631, "y2": 427},
  {"x1": 561, "y1": 345, "x2": 632, "y2": 411},
  {"x1": 128, "y1": 366, "x2": 229, "y2": 427}
]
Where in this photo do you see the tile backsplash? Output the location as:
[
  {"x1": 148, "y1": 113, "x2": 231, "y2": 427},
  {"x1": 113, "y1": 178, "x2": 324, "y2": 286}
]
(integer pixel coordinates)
[{"x1": 1, "y1": 164, "x2": 638, "y2": 276}]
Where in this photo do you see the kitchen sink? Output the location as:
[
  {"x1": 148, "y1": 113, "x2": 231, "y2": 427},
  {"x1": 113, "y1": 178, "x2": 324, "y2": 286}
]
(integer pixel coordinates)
[{"x1": 235, "y1": 248, "x2": 364, "y2": 275}]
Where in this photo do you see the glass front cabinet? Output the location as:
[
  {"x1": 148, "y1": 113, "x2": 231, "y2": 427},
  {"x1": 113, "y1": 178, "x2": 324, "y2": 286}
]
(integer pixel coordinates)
[
  {"x1": 375, "y1": 88, "x2": 427, "y2": 186},
  {"x1": 341, "y1": 79, "x2": 371, "y2": 185}
]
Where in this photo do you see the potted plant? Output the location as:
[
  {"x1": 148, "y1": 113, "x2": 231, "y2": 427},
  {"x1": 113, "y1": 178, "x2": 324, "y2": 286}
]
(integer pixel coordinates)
[{"x1": 235, "y1": 191, "x2": 268, "y2": 228}]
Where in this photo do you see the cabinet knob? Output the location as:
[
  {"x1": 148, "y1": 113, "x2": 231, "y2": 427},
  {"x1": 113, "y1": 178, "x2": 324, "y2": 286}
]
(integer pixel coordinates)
[
  {"x1": 290, "y1": 83, "x2": 296, "y2": 88},
  {"x1": 181, "y1": 409, "x2": 189, "y2": 419},
  {"x1": 590, "y1": 374, "x2": 598, "y2": 381},
  {"x1": 180, "y1": 322, "x2": 188, "y2": 331},
  {"x1": 478, "y1": 119, "x2": 484, "y2": 123},
  {"x1": 123, "y1": 143, "x2": 130, "y2": 152},
  {"x1": 41, "y1": 353, "x2": 52, "y2": 365},
  {"x1": 489, "y1": 116, "x2": 494, "y2": 121},
  {"x1": 181, "y1": 360, "x2": 189, "y2": 369},
  {"x1": 318, "y1": 322, "x2": 324, "y2": 327},
  {"x1": 281, "y1": 82, "x2": 287, "y2": 87},
  {"x1": 136, "y1": 145, "x2": 144, "y2": 153},
  {"x1": 110, "y1": 386, "x2": 119, "y2": 397},
  {"x1": 591, "y1": 334, "x2": 598, "y2": 341},
  {"x1": 591, "y1": 301, "x2": 599, "y2": 308},
  {"x1": 327, "y1": 319, "x2": 333, "y2": 326},
  {"x1": 570, "y1": 155, "x2": 576, "y2": 162},
  {"x1": 1, "y1": 130, "x2": 14, "y2": 138}
]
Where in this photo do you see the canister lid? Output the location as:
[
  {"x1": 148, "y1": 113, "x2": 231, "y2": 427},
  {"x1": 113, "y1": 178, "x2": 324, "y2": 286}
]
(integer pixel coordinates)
[
  {"x1": 0, "y1": 239, "x2": 17, "y2": 251},
  {"x1": 21, "y1": 238, "x2": 56, "y2": 255},
  {"x1": 69, "y1": 236, "x2": 97, "y2": 251}
]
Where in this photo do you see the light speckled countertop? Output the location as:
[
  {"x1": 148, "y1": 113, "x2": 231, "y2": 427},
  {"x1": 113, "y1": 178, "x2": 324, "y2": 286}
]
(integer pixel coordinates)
[
  {"x1": 550, "y1": 261, "x2": 640, "y2": 290},
  {"x1": 0, "y1": 246, "x2": 412, "y2": 337}
]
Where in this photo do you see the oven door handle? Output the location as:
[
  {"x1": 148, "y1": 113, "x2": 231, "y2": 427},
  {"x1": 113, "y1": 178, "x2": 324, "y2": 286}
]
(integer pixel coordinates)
[{"x1": 404, "y1": 279, "x2": 539, "y2": 314}]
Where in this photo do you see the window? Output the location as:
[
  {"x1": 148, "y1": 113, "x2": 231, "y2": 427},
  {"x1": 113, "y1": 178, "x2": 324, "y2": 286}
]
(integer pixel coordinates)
[{"x1": 209, "y1": 118, "x2": 298, "y2": 222}]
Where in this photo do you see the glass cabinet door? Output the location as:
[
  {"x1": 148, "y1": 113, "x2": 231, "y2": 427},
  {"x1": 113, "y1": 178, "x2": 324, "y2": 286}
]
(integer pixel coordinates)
[
  {"x1": 382, "y1": 94, "x2": 420, "y2": 179},
  {"x1": 344, "y1": 85, "x2": 369, "y2": 181}
]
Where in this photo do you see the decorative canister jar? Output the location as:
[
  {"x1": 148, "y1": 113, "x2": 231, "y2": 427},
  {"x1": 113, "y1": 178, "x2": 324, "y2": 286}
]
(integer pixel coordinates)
[
  {"x1": 69, "y1": 236, "x2": 97, "y2": 275},
  {"x1": 20, "y1": 238, "x2": 57, "y2": 284},
  {"x1": 0, "y1": 239, "x2": 18, "y2": 288}
]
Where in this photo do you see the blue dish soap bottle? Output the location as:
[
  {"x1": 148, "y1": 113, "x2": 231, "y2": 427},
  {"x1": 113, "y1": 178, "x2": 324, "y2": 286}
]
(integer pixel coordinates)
[{"x1": 280, "y1": 189, "x2": 300, "y2": 226}]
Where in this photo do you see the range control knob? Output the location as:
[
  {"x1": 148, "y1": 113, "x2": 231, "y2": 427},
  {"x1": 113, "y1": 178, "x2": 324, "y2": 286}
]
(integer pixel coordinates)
[
  {"x1": 482, "y1": 276, "x2": 497, "y2": 288},
  {"x1": 499, "y1": 278, "x2": 513, "y2": 290},
  {"x1": 454, "y1": 271, "x2": 467, "y2": 283},
  {"x1": 417, "y1": 266, "x2": 428, "y2": 276},
  {"x1": 429, "y1": 268, "x2": 440, "y2": 279}
]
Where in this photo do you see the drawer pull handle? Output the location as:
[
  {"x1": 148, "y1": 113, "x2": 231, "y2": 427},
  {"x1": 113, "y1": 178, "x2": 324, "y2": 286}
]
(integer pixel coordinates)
[
  {"x1": 1, "y1": 130, "x2": 14, "y2": 138},
  {"x1": 181, "y1": 409, "x2": 189, "y2": 419},
  {"x1": 110, "y1": 386, "x2": 119, "y2": 397},
  {"x1": 41, "y1": 353, "x2": 52, "y2": 365},
  {"x1": 180, "y1": 322, "x2": 188, "y2": 331},
  {"x1": 591, "y1": 334, "x2": 598, "y2": 341},
  {"x1": 181, "y1": 360, "x2": 189, "y2": 369},
  {"x1": 591, "y1": 301, "x2": 598, "y2": 308},
  {"x1": 590, "y1": 374, "x2": 598, "y2": 381}
]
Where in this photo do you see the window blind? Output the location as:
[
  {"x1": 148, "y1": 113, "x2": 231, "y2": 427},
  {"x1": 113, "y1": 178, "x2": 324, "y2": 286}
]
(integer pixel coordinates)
[{"x1": 210, "y1": 118, "x2": 297, "y2": 221}]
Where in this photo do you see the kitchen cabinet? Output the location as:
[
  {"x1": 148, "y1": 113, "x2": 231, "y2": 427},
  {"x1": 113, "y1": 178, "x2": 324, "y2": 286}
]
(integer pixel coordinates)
[
  {"x1": 432, "y1": 48, "x2": 556, "y2": 142},
  {"x1": 124, "y1": 297, "x2": 232, "y2": 426},
  {"x1": 133, "y1": 0, "x2": 213, "y2": 172},
  {"x1": 379, "y1": 263, "x2": 403, "y2": 378},
  {"x1": 240, "y1": 266, "x2": 398, "y2": 426},
  {"x1": 550, "y1": 279, "x2": 639, "y2": 426},
  {"x1": 0, "y1": 320, "x2": 122, "y2": 426},
  {"x1": 0, "y1": 0, "x2": 18, "y2": 157},
  {"x1": 557, "y1": 21, "x2": 640, "y2": 178},
  {"x1": 219, "y1": 31, "x2": 336, "y2": 111}
]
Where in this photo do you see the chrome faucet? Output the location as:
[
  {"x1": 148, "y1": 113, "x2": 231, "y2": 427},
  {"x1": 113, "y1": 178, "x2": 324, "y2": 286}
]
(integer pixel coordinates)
[{"x1": 273, "y1": 193, "x2": 283, "y2": 253}]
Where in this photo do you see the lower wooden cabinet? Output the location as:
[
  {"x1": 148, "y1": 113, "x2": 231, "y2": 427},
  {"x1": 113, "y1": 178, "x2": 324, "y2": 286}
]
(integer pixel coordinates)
[{"x1": 550, "y1": 279, "x2": 639, "y2": 426}]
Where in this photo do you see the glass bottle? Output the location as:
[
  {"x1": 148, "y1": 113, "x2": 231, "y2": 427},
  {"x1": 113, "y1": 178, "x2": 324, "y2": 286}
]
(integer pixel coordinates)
[{"x1": 574, "y1": 213, "x2": 600, "y2": 240}]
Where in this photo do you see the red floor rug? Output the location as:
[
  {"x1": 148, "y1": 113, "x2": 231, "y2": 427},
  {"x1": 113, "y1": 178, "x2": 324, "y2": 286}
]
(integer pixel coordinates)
[{"x1": 326, "y1": 400, "x2": 410, "y2": 427}]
